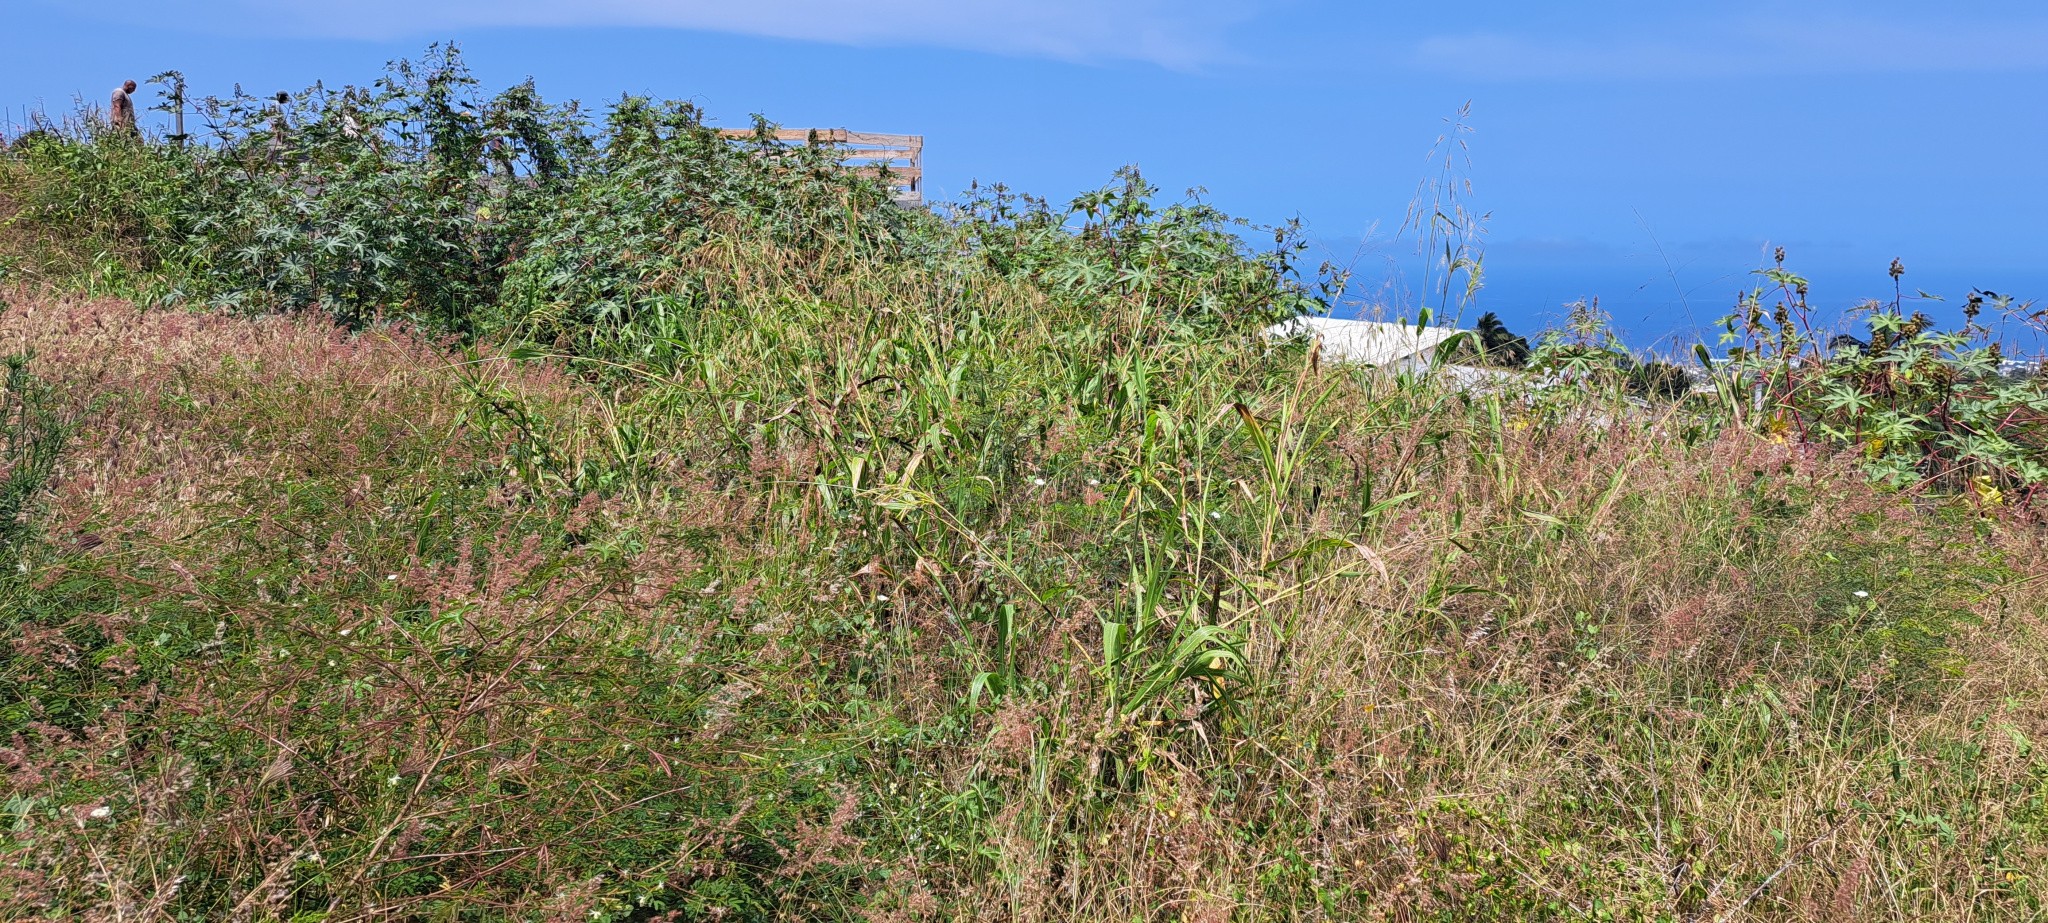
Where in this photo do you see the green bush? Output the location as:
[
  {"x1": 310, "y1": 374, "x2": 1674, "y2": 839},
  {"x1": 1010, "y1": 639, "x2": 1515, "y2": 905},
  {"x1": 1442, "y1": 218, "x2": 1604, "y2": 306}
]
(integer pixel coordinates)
[{"x1": 1711, "y1": 254, "x2": 2048, "y2": 493}]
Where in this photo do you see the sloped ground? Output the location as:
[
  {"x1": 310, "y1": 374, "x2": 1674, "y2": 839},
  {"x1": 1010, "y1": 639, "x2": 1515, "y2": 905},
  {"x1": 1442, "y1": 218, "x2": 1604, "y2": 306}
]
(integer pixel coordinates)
[{"x1": 3, "y1": 292, "x2": 2047, "y2": 921}]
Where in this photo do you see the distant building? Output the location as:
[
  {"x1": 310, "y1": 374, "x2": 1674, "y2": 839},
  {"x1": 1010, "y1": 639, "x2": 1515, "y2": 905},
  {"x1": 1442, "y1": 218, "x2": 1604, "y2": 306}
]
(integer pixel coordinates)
[
  {"x1": 1263, "y1": 316, "x2": 1470, "y2": 371},
  {"x1": 1999, "y1": 356, "x2": 2043, "y2": 378}
]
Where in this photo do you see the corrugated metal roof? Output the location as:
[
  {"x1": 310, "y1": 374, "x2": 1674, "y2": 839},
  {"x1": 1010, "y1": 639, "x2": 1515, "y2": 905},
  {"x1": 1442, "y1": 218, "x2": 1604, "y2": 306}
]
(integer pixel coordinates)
[{"x1": 1263, "y1": 316, "x2": 1467, "y2": 367}]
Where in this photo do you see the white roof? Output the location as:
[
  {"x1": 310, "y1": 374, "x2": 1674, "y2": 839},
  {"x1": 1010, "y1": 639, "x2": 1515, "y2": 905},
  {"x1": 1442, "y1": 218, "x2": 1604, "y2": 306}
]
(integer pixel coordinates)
[{"x1": 1263, "y1": 316, "x2": 1467, "y2": 366}]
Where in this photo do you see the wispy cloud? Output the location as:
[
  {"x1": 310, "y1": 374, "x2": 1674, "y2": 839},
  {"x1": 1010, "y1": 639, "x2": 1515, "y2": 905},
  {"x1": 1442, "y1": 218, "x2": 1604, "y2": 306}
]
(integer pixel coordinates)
[
  {"x1": 1415, "y1": 15, "x2": 2048, "y2": 79},
  {"x1": 160, "y1": 0, "x2": 1256, "y2": 69}
]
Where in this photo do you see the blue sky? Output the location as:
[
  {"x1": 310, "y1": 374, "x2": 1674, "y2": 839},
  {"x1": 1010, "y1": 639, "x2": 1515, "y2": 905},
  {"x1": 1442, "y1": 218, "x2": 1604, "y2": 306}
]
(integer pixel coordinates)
[{"x1": 7, "y1": 1, "x2": 2046, "y2": 348}]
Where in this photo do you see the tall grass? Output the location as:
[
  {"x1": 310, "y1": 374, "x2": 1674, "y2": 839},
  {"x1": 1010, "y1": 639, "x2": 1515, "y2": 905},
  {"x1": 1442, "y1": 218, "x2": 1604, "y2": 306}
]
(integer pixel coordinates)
[{"x1": 1, "y1": 49, "x2": 2046, "y2": 922}]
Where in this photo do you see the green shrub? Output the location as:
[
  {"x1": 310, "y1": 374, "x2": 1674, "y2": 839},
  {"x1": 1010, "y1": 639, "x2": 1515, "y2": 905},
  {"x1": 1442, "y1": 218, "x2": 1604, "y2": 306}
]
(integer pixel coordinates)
[
  {"x1": 498, "y1": 100, "x2": 899, "y2": 348},
  {"x1": 1710, "y1": 254, "x2": 2048, "y2": 493}
]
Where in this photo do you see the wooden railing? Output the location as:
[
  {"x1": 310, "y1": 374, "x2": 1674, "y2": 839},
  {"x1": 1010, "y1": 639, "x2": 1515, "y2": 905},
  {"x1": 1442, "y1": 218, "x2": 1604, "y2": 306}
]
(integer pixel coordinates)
[{"x1": 717, "y1": 128, "x2": 924, "y2": 205}]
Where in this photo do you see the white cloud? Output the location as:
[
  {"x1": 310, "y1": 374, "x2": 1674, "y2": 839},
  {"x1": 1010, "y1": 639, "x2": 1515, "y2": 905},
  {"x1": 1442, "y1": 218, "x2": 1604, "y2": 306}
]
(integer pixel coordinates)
[
  {"x1": 1415, "y1": 15, "x2": 2048, "y2": 79},
  {"x1": 184, "y1": 0, "x2": 1255, "y2": 68}
]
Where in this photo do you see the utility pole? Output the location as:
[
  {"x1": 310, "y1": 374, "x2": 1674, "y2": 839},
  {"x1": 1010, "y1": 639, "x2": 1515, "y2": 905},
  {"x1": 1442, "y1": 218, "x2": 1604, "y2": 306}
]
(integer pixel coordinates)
[
  {"x1": 171, "y1": 73, "x2": 185, "y2": 146},
  {"x1": 268, "y1": 91, "x2": 288, "y2": 163},
  {"x1": 150, "y1": 71, "x2": 189, "y2": 147}
]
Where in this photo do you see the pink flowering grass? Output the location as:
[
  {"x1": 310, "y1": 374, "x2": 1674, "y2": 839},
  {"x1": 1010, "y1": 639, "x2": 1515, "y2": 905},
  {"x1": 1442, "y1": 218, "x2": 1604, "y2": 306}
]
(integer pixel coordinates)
[{"x1": 0, "y1": 293, "x2": 867, "y2": 920}]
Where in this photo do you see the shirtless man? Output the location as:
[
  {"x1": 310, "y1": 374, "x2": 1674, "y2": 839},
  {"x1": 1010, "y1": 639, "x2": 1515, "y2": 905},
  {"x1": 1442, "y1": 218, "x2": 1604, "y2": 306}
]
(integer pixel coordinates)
[{"x1": 110, "y1": 79, "x2": 138, "y2": 136}]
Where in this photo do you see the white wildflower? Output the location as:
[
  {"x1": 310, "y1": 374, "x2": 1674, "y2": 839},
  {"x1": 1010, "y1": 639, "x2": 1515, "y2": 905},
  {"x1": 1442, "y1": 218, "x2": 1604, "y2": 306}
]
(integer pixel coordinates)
[
  {"x1": 1032, "y1": 478, "x2": 1047, "y2": 486},
  {"x1": 1853, "y1": 590, "x2": 1869, "y2": 599}
]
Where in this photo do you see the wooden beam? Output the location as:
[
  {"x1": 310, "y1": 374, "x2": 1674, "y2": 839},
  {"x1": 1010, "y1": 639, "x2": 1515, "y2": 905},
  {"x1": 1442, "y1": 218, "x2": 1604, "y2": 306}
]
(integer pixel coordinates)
[
  {"x1": 842, "y1": 131, "x2": 921, "y2": 148},
  {"x1": 716, "y1": 128, "x2": 921, "y2": 151},
  {"x1": 715, "y1": 127, "x2": 923, "y2": 201},
  {"x1": 848, "y1": 168, "x2": 922, "y2": 189},
  {"x1": 715, "y1": 127, "x2": 853, "y2": 143}
]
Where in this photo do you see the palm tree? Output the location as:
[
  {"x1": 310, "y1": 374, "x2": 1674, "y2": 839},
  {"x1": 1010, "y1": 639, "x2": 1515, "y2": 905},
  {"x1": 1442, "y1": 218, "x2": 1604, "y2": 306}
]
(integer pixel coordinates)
[{"x1": 1475, "y1": 312, "x2": 1531, "y2": 368}]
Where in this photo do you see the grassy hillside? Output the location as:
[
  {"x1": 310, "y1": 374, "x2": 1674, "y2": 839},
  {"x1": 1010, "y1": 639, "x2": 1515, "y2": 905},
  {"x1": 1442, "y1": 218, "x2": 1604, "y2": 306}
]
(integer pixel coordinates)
[{"x1": 3, "y1": 51, "x2": 2047, "y2": 922}]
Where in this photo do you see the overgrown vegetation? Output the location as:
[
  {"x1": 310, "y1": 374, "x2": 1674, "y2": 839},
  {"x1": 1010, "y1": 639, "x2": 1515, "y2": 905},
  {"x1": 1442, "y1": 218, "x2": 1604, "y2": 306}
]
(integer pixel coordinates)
[
  {"x1": 2, "y1": 49, "x2": 2047, "y2": 922},
  {"x1": 1710, "y1": 251, "x2": 2048, "y2": 498},
  {"x1": 0, "y1": 352, "x2": 74, "y2": 567}
]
